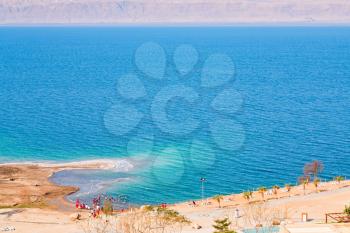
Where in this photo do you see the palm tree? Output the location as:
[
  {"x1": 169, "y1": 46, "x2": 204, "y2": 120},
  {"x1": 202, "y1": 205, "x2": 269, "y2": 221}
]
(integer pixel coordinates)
[
  {"x1": 334, "y1": 176, "x2": 345, "y2": 184},
  {"x1": 272, "y1": 185, "x2": 280, "y2": 195},
  {"x1": 313, "y1": 178, "x2": 320, "y2": 192},
  {"x1": 298, "y1": 176, "x2": 309, "y2": 195},
  {"x1": 243, "y1": 191, "x2": 252, "y2": 202},
  {"x1": 258, "y1": 187, "x2": 267, "y2": 200},
  {"x1": 213, "y1": 195, "x2": 224, "y2": 208}
]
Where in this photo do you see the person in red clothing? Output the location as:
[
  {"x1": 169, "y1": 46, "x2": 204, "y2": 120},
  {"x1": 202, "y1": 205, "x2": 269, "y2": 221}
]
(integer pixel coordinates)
[{"x1": 75, "y1": 199, "x2": 80, "y2": 209}]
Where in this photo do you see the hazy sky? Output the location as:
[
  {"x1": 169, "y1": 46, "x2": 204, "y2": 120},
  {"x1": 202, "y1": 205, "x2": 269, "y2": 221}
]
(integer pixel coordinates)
[{"x1": 1, "y1": 0, "x2": 350, "y2": 24}]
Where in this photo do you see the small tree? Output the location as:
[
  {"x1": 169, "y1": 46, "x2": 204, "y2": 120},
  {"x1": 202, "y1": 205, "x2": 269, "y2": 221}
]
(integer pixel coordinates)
[
  {"x1": 272, "y1": 185, "x2": 280, "y2": 196},
  {"x1": 212, "y1": 218, "x2": 236, "y2": 233},
  {"x1": 334, "y1": 176, "x2": 345, "y2": 184},
  {"x1": 313, "y1": 178, "x2": 320, "y2": 192},
  {"x1": 103, "y1": 198, "x2": 113, "y2": 215},
  {"x1": 258, "y1": 187, "x2": 267, "y2": 200},
  {"x1": 213, "y1": 195, "x2": 224, "y2": 208},
  {"x1": 303, "y1": 160, "x2": 324, "y2": 181},
  {"x1": 344, "y1": 204, "x2": 350, "y2": 216},
  {"x1": 243, "y1": 191, "x2": 253, "y2": 202},
  {"x1": 298, "y1": 176, "x2": 310, "y2": 195}
]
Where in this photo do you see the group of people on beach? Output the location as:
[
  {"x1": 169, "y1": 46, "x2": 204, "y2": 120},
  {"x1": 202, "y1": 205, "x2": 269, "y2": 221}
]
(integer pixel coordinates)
[{"x1": 75, "y1": 198, "x2": 101, "y2": 218}]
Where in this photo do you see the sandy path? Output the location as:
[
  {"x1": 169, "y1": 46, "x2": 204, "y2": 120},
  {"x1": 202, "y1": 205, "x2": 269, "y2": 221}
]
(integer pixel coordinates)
[
  {"x1": 173, "y1": 186, "x2": 350, "y2": 233},
  {"x1": 0, "y1": 208, "x2": 83, "y2": 233}
]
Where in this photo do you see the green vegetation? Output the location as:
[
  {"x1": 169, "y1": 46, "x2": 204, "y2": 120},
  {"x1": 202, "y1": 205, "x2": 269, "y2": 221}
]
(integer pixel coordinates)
[
  {"x1": 258, "y1": 187, "x2": 267, "y2": 200},
  {"x1": 344, "y1": 204, "x2": 350, "y2": 216},
  {"x1": 103, "y1": 199, "x2": 113, "y2": 215},
  {"x1": 156, "y1": 207, "x2": 191, "y2": 224},
  {"x1": 334, "y1": 176, "x2": 345, "y2": 183},
  {"x1": 313, "y1": 178, "x2": 320, "y2": 192},
  {"x1": 142, "y1": 205, "x2": 155, "y2": 212},
  {"x1": 243, "y1": 191, "x2": 253, "y2": 202},
  {"x1": 142, "y1": 205, "x2": 190, "y2": 224},
  {"x1": 212, "y1": 218, "x2": 236, "y2": 233},
  {"x1": 272, "y1": 185, "x2": 280, "y2": 195},
  {"x1": 298, "y1": 176, "x2": 310, "y2": 195}
]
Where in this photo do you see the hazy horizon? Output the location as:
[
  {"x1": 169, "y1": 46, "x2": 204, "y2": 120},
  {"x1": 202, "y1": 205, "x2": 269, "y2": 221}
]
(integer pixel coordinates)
[{"x1": 1, "y1": 0, "x2": 350, "y2": 25}]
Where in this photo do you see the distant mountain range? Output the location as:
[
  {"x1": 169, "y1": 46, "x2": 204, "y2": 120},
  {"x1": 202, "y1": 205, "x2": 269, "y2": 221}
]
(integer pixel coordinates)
[{"x1": 1, "y1": 0, "x2": 350, "y2": 25}]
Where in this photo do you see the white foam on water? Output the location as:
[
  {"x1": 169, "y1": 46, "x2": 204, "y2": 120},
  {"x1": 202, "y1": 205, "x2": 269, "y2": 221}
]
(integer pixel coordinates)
[{"x1": 111, "y1": 159, "x2": 134, "y2": 172}]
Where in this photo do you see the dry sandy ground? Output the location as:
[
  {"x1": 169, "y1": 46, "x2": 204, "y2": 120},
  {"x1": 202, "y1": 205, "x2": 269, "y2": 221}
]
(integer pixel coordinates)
[
  {"x1": 175, "y1": 186, "x2": 350, "y2": 233},
  {"x1": 0, "y1": 208, "x2": 82, "y2": 233},
  {"x1": 0, "y1": 160, "x2": 118, "y2": 209}
]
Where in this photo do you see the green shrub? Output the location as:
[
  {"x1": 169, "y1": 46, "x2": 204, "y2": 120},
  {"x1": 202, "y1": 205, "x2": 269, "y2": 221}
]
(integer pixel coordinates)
[
  {"x1": 212, "y1": 218, "x2": 236, "y2": 233},
  {"x1": 103, "y1": 199, "x2": 113, "y2": 215},
  {"x1": 344, "y1": 204, "x2": 350, "y2": 216}
]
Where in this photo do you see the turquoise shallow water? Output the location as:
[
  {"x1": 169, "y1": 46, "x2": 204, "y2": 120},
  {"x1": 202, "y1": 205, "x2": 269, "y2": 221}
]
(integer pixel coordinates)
[{"x1": 1, "y1": 27, "x2": 350, "y2": 205}]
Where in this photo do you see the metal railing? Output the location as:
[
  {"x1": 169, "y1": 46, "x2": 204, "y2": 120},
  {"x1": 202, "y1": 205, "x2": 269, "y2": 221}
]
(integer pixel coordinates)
[{"x1": 325, "y1": 213, "x2": 350, "y2": 223}]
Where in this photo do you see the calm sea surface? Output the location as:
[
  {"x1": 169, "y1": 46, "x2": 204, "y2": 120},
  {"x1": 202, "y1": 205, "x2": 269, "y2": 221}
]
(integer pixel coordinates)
[{"x1": 0, "y1": 27, "x2": 350, "y2": 204}]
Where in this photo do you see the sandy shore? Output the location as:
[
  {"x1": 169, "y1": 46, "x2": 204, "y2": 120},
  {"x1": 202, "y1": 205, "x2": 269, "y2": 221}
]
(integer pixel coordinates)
[
  {"x1": 0, "y1": 160, "x2": 120, "y2": 210},
  {"x1": 0, "y1": 162, "x2": 349, "y2": 232}
]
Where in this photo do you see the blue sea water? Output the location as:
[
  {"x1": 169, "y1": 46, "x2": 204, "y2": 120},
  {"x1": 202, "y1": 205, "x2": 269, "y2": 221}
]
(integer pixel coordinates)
[{"x1": 0, "y1": 27, "x2": 350, "y2": 205}]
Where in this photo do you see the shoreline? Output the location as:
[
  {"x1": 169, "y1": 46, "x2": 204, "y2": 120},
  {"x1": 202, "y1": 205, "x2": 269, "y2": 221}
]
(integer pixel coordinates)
[
  {"x1": 1, "y1": 160, "x2": 349, "y2": 211},
  {"x1": 1, "y1": 161, "x2": 350, "y2": 233},
  {"x1": 0, "y1": 159, "x2": 129, "y2": 211},
  {"x1": 0, "y1": 158, "x2": 127, "y2": 169},
  {"x1": 172, "y1": 178, "x2": 350, "y2": 210}
]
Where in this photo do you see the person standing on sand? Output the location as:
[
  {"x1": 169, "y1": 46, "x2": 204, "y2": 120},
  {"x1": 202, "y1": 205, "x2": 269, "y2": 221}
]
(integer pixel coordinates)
[{"x1": 235, "y1": 208, "x2": 240, "y2": 218}]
